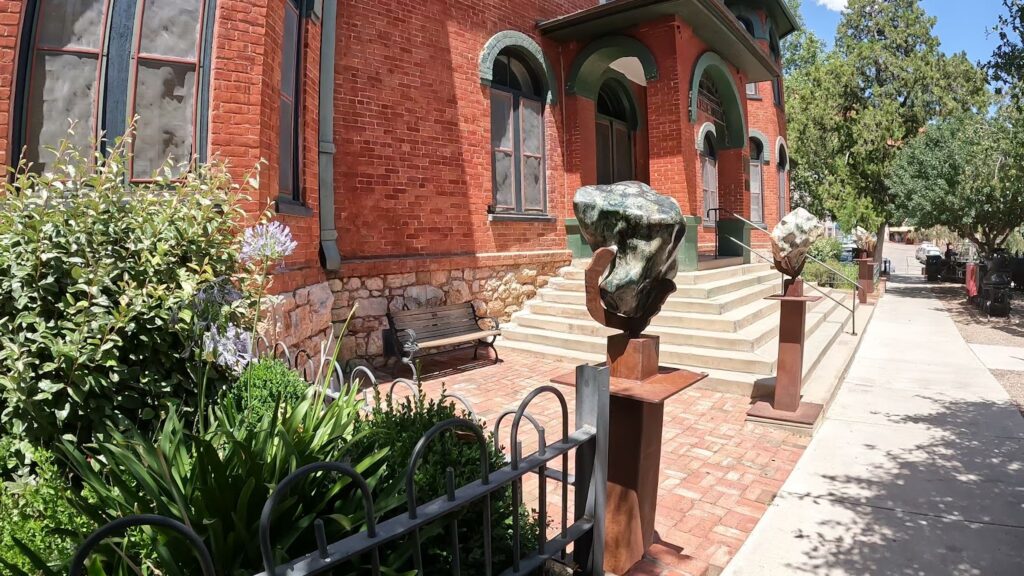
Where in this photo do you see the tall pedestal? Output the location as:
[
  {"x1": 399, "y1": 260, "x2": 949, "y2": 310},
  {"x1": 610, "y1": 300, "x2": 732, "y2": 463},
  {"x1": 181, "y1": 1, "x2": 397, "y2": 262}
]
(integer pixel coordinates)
[
  {"x1": 551, "y1": 335, "x2": 706, "y2": 574},
  {"x1": 747, "y1": 279, "x2": 824, "y2": 425},
  {"x1": 856, "y1": 258, "x2": 875, "y2": 304}
]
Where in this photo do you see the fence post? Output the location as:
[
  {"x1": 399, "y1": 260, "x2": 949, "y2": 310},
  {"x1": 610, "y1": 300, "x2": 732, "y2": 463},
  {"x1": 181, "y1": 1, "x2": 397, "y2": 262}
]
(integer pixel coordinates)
[{"x1": 572, "y1": 364, "x2": 609, "y2": 575}]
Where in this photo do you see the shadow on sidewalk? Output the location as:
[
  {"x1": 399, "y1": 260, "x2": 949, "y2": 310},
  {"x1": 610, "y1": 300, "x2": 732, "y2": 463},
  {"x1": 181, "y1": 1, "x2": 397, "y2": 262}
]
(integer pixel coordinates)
[{"x1": 786, "y1": 397, "x2": 1024, "y2": 575}]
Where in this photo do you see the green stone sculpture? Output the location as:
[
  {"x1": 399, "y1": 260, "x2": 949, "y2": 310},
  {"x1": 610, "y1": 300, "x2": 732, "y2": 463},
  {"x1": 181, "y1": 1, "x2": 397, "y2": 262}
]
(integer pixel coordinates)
[{"x1": 574, "y1": 181, "x2": 686, "y2": 337}]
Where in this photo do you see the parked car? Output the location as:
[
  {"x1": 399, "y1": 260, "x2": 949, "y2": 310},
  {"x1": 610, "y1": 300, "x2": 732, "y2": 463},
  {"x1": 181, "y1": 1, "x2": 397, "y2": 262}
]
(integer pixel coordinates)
[
  {"x1": 916, "y1": 243, "x2": 942, "y2": 263},
  {"x1": 839, "y1": 239, "x2": 858, "y2": 262}
]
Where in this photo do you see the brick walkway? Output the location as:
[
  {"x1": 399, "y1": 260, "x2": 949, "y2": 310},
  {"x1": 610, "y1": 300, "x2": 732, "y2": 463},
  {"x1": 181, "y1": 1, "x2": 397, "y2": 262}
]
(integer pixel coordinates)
[{"x1": 378, "y1": 348, "x2": 809, "y2": 576}]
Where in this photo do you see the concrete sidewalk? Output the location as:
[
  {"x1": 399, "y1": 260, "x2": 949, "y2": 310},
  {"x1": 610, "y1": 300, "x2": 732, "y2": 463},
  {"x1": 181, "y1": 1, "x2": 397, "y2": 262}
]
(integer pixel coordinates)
[{"x1": 724, "y1": 276, "x2": 1024, "y2": 576}]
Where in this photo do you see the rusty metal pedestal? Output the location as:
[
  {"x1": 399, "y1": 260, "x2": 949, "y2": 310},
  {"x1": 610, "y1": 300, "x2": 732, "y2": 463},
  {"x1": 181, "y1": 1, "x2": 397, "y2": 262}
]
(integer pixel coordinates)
[
  {"x1": 747, "y1": 278, "x2": 824, "y2": 426},
  {"x1": 855, "y1": 258, "x2": 875, "y2": 304},
  {"x1": 552, "y1": 335, "x2": 706, "y2": 574}
]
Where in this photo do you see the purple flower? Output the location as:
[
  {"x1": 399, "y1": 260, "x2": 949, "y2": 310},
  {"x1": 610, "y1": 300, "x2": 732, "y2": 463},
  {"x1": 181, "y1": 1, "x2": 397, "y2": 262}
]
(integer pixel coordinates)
[
  {"x1": 240, "y1": 221, "x2": 297, "y2": 264},
  {"x1": 202, "y1": 324, "x2": 253, "y2": 375}
]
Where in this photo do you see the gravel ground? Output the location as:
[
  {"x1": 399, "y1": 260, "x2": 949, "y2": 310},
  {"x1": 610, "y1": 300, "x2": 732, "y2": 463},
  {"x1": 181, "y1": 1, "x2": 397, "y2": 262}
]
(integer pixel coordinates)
[{"x1": 930, "y1": 284, "x2": 1024, "y2": 416}]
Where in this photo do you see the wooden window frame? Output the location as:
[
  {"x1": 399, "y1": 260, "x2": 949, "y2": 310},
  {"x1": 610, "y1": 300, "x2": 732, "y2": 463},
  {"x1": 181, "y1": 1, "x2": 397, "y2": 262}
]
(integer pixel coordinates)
[
  {"x1": 490, "y1": 83, "x2": 547, "y2": 216},
  {"x1": 278, "y1": 0, "x2": 305, "y2": 207},
  {"x1": 13, "y1": 0, "x2": 214, "y2": 177}
]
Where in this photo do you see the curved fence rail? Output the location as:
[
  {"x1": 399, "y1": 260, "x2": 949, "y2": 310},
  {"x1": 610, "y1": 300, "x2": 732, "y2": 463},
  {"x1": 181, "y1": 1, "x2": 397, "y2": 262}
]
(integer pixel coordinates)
[{"x1": 69, "y1": 365, "x2": 611, "y2": 576}]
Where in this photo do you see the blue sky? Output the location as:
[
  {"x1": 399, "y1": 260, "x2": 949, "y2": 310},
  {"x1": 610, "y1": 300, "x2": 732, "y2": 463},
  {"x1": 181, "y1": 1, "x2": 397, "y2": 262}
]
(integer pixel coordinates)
[{"x1": 800, "y1": 0, "x2": 1005, "y2": 65}]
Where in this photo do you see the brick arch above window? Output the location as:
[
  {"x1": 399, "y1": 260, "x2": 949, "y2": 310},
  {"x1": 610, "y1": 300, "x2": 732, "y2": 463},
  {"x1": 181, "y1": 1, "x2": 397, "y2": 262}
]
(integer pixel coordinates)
[
  {"x1": 749, "y1": 129, "x2": 772, "y2": 164},
  {"x1": 696, "y1": 122, "x2": 717, "y2": 151},
  {"x1": 479, "y1": 30, "x2": 557, "y2": 105}
]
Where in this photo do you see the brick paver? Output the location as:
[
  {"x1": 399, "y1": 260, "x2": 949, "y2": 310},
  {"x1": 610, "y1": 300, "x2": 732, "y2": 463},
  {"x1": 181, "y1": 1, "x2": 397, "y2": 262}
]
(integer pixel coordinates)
[{"x1": 375, "y1": 347, "x2": 809, "y2": 575}]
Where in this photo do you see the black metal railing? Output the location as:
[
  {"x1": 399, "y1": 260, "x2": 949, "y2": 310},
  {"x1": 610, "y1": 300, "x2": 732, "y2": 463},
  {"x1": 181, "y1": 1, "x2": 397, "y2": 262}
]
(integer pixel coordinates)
[{"x1": 68, "y1": 365, "x2": 611, "y2": 576}]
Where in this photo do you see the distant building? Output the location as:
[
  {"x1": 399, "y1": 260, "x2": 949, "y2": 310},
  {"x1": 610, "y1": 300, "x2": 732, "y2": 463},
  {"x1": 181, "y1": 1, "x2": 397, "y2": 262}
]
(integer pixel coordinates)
[{"x1": 1, "y1": 0, "x2": 797, "y2": 360}]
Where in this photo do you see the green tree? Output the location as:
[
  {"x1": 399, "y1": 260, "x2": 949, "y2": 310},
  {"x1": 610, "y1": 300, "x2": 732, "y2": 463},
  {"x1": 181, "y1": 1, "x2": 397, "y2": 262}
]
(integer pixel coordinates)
[
  {"x1": 887, "y1": 111, "x2": 1024, "y2": 256},
  {"x1": 989, "y1": 0, "x2": 1024, "y2": 98},
  {"x1": 785, "y1": 0, "x2": 989, "y2": 257}
]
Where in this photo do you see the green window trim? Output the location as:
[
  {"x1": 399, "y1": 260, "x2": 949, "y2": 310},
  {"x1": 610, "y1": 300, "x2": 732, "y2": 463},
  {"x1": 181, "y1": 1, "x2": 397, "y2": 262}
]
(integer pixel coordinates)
[
  {"x1": 566, "y1": 35, "x2": 658, "y2": 102},
  {"x1": 748, "y1": 129, "x2": 772, "y2": 164},
  {"x1": 479, "y1": 30, "x2": 558, "y2": 105},
  {"x1": 689, "y1": 51, "x2": 746, "y2": 149}
]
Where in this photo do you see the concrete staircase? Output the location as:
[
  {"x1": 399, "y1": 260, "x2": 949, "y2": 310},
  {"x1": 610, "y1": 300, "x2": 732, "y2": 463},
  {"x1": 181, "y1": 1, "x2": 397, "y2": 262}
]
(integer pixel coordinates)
[{"x1": 497, "y1": 261, "x2": 855, "y2": 396}]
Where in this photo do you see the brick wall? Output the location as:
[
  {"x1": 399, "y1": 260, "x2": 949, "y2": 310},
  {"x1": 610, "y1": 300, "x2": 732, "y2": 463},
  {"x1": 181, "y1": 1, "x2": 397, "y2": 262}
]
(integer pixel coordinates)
[{"x1": 0, "y1": 0, "x2": 24, "y2": 169}]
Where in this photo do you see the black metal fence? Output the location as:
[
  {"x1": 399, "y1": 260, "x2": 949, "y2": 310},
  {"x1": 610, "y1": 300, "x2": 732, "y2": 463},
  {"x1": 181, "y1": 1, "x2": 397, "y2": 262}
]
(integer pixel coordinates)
[{"x1": 68, "y1": 365, "x2": 611, "y2": 576}]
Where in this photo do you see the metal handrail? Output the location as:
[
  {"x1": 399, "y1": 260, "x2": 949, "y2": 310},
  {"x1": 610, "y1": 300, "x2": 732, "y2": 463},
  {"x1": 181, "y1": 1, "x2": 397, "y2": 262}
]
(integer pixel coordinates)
[
  {"x1": 716, "y1": 206, "x2": 868, "y2": 293},
  {"x1": 711, "y1": 208, "x2": 863, "y2": 335},
  {"x1": 720, "y1": 235, "x2": 857, "y2": 336}
]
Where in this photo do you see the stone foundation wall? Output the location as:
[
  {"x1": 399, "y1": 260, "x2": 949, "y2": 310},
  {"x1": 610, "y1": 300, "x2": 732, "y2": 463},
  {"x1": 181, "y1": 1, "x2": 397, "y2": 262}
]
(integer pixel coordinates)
[
  {"x1": 266, "y1": 281, "x2": 335, "y2": 362},
  {"x1": 329, "y1": 260, "x2": 565, "y2": 362}
]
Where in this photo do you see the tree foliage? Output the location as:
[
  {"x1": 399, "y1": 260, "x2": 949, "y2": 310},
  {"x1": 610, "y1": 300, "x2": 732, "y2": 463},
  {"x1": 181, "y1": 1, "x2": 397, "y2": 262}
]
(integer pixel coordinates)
[
  {"x1": 888, "y1": 111, "x2": 1024, "y2": 256},
  {"x1": 784, "y1": 0, "x2": 989, "y2": 237}
]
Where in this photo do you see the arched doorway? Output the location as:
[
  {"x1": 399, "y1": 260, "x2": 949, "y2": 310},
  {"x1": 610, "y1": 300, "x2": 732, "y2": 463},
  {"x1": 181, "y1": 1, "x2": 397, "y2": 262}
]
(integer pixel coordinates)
[{"x1": 595, "y1": 78, "x2": 637, "y2": 185}]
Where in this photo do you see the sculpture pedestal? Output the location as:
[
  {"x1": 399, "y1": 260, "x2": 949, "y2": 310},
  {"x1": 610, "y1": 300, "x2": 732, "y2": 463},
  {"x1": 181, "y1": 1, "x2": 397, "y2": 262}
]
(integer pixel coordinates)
[
  {"x1": 747, "y1": 279, "x2": 824, "y2": 426},
  {"x1": 552, "y1": 335, "x2": 706, "y2": 574},
  {"x1": 855, "y1": 258, "x2": 875, "y2": 303}
]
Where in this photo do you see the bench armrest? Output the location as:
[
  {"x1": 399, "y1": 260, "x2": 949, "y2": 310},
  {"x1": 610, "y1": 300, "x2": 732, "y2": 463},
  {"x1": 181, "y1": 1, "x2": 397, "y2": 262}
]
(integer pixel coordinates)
[
  {"x1": 395, "y1": 327, "x2": 419, "y2": 358},
  {"x1": 477, "y1": 316, "x2": 501, "y2": 331}
]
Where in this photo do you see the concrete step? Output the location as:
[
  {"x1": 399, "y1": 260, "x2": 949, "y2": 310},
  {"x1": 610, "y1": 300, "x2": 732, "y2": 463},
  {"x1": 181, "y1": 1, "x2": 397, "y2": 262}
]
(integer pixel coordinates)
[
  {"x1": 499, "y1": 325, "x2": 777, "y2": 374},
  {"x1": 548, "y1": 269, "x2": 781, "y2": 300},
  {"x1": 559, "y1": 262, "x2": 772, "y2": 285},
  {"x1": 661, "y1": 282, "x2": 781, "y2": 314},
  {"x1": 524, "y1": 297, "x2": 781, "y2": 333},
  {"x1": 512, "y1": 309, "x2": 783, "y2": 352}
]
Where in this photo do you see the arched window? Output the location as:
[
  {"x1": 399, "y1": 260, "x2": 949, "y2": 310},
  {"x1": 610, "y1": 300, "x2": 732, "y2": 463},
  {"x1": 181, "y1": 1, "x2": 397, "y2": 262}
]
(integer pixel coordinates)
[
  {"x1": 16, "y1": 0, "x2": 213, "y2": 177},
  {"x1": 777, "y1": 144, "x2": 789, "y2": 218},
  {"x1": 595, "y1": 79, "x2": 635, "y2": 185},
  {"x1": 490, "y1": 49, "x2": 546, "y2": 215},
  {"x1": 701, "y1": 132, "x2": 718, "y2": 226},
  {"x1": 749, "y1": 138, "x2": 764, "y2": 223},
  {"x1": 737, "y1": 17, "x2": 756, "y2": 37}
]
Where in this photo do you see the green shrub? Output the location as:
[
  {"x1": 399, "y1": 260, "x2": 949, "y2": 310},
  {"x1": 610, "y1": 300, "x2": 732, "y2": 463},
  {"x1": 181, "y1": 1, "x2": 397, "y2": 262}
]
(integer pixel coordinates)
[
  {"x1": 351, "y1": 386, "x2": 543, "y2": 574},
  {"x1": 808, "y1": 237, "x2": 843, "y2": 262},
  {"x1": 803, "y1": 260, "x2": 858, "y2": 287},
  {"x1": 59, "y1": 385, "x2": 384, "y2": 576},
  {"x1": 0, "y1": 439, "x2": 92, "y2": 574},
  {"x1": 0, "y1": 138, "x2": 251, "y2": 447},
  {"x1": 225, "y1": 358, "x2": 310, "y2": 431}
]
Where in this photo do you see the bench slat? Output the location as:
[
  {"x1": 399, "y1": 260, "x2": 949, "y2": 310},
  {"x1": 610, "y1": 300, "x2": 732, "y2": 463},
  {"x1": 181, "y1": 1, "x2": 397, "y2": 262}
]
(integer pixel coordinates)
[
  {"x1": 390, "y1": 303, "x2": 476, "y2": 318},
  {"x1": 395, "y1": 319, "x2": 480, "y2": 335},
  {"x1": 418, "y1": 330, "x2": 501, "y2": 349},
  {"x1": 413, "y1": 325, "x2": 486, "y2": 341},
  {"x1": 393, "y1": 314, "x2": 478, "y2": 327}
]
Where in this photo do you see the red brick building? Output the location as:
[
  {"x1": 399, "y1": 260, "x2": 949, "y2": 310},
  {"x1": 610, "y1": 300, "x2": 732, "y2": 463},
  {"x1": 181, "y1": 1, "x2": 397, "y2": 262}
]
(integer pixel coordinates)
[{"x1": 0, "y1": 0, "x2": 796, "y2": 360}]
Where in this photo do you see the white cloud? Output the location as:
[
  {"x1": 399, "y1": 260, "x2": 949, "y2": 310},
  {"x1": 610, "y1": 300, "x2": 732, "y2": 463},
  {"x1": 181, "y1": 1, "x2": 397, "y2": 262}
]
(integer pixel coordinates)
[{"x1": 816, "y1": 0, "x2": 848, "y2": 11}]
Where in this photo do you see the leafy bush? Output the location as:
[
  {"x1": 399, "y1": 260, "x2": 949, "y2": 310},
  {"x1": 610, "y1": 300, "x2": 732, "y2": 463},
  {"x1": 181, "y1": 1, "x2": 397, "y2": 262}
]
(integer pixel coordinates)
[
  {"x1": 803, "y1": 260, "x2": 858, "y2": 288},
  {"x1": 225, "y1": 358, "x2": 310, "y2": 431},
  {"x1": 57, "y1": 385, "x2": 383, "y2": 576},
  {"x1": 0, "y1": 440, "x2": 92, "y2": 574},
  {"x1": 351, "y1": 387, "x2": 542, "y2": 574},
  {"x1": 808, "y1": 237, "x2": 842, "y2": 262},
  {"x1": 0, "y1": 139, "x2": 251, "y2": 447}
]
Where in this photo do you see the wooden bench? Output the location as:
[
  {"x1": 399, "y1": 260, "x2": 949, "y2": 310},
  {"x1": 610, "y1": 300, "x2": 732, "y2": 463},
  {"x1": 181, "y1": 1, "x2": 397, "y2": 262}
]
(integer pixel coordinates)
[{"x1": 386, "y1": 302, "x2": 501, "y2": 380}]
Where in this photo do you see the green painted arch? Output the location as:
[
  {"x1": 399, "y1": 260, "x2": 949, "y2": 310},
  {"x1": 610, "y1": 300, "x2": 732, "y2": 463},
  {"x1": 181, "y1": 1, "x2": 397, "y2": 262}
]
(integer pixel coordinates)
[
  {"x1": 689, "y1": 51, "x2": 747, "y2": 150},
  {"x1": 696, "y1": 122, "x2": 717, "y2": 151},
  {"x1": 776, "y1": 136, "x2": 789, "y2": 170},
  {"x1": 748, "y1": 129, "x2": 772, "y2": 163},
  {"x1": 567, "y1": 35, "x2": 659, "y2": 101},
  {"x1": 479, "y1": 30, "x2": 558, "y2": 104},
  {"x1": 729, "y1": 6, "x2": 768, "y2": 40}
]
